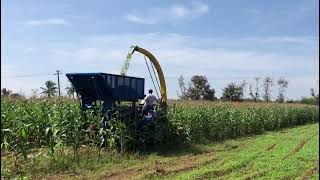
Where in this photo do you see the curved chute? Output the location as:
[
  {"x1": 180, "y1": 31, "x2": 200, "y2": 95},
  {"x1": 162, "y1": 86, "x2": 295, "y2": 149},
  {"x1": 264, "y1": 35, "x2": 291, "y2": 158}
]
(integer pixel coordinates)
[{"x1": 128, "y1": 46, "x2": 167, "y2": 106}]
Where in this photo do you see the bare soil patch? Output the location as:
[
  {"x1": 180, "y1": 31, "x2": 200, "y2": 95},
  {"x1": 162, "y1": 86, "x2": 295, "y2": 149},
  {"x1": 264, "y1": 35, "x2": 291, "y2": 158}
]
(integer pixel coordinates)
[
  {"x1": 301, "y1": 165, "x2": 319, "y2": 180},
  {"x1": 101, "y1": 150, "x2": 218, "y2": 179}
]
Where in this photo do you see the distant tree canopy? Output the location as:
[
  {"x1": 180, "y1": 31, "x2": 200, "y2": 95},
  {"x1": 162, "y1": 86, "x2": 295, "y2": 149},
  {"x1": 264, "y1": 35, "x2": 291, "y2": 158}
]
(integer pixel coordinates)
[
  {"x1": 249, "y1": 77, "x2": 260, "y2": 102},
  {"x1": 277, "y1": 78, "x2": 289, "y2": 103},
  {"x1": 1, "y1": 88, "x2": 24, "y2": 99},
  {"x1": 310, "y1": 88, "x2": 319, "y2": 105},
  {"x1": 10, "y1": 93, "x2": 23, "y2": 98},
  {"x1": 65, "y1": 84, "x2": 76, "y2": 99},
  {"x1": 1, "y1": 88, "x2": 12, "y2": 97},
  {"x1": 177, "y1": 75, "x2": 216, "y2": 101},
  {"x1": 222, "y1": 81, "x2": 246, "y2": 102},
  {"x1": 262, "y1": 77, "x2": 274, "y2": 102},
  {"x1": 287, "y1": 86, "x2": 319, "y2": 105},
  {"x1": 178, "y1": 75, "x2": 187, "y2": 100},
  {"x1": 41, "y1": 80, "x2": 57, "y2": 98}
]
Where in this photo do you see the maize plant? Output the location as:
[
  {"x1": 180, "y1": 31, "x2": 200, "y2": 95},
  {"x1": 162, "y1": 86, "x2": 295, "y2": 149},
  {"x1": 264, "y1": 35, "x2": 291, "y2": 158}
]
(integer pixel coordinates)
[
  {"x1": 1, "y1": 99, "x2": 319, "y2": 157},
  {"x1": 167, "y1": 101, "x2": 319, "y2": 142}
]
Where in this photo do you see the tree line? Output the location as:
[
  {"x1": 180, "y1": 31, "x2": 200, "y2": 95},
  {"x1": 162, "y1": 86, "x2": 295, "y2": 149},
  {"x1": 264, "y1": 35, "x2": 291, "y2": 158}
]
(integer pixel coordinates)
[
  {"x1": 1, "y1": 77, "x2": 319, "y2": 105},
  {"x1": 177, "y1": 75, "x2": 319, "y2": 104},
  {"x1": 1, "y1": 80, "x2": 76, "y2": 99}
]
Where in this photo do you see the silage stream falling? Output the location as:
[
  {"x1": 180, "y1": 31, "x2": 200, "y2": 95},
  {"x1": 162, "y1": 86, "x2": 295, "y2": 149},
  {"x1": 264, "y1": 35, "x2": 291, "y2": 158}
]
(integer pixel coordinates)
[{"x1": 120, "y1": 52, "x2": 132, "y2": 76}]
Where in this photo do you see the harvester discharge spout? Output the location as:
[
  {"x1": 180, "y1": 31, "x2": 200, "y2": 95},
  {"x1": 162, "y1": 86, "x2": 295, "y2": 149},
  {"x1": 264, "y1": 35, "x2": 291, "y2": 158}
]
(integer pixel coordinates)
[{"x1": 129, "y1": 46, "x2": 167, "y2": 106}]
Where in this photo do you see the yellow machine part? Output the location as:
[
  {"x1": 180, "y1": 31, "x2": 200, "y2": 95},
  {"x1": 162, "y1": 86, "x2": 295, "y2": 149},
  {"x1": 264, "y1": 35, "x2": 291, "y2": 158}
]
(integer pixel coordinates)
[{"x1": 130, "y1": 46, "x2": 167, "y2": 106}]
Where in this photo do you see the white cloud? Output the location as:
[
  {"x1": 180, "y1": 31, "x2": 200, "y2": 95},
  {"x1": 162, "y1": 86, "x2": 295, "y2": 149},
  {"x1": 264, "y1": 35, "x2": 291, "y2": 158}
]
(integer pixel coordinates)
[
  {"x1": 58, "y1": 34, "x2": 319, "y2": 99},
  {"x1": 25, "y1": 18, "x2": 70, "y2": 26},
  {"x1": 239, "y1": 36, "x2": 318, "y2": 44},
  {"x1": 2, "y1": 33, "x2": 318, "y2": 99},
  {"x1": 46, "y1": 33, "x2": 318, "y2": 74},
  {"x1": 125, "y1": 2, "x2": 209, "y2": 24},
  {"x1": 125, "y1": 14, "x2": 156, "y2": 25}
]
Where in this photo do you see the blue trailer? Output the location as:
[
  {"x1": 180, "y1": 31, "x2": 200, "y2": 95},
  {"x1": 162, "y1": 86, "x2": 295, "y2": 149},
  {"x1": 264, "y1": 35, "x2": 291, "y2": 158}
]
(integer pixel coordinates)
[{"x1": 66, "y1": 73, "x2": 145, "y2": 113}]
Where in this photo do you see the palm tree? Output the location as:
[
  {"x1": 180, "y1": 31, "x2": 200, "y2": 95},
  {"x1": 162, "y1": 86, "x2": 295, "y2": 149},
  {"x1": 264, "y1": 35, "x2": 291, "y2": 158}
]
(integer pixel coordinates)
[
  {"x1": 1, "y1": 88, "x2": 12, "y2": 97},
  {"x1": 40, "y1": 81, "x2": 57, "y2": 98},
  {"x1": 65, "y1": 85, "x2": 76, "y2": 99}
]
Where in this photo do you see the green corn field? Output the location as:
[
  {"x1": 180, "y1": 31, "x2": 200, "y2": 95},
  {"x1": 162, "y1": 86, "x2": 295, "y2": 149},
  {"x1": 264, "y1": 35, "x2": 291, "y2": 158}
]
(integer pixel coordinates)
[
  {"x1": 1, "y1": 98, "x2": 319, "y2": 179},
  {"x1": 168, "y1": 101, "x2": 319, "y2": 142},
  {"x1": 1, "y1": 98, "x2": 318, "y2": 159}
]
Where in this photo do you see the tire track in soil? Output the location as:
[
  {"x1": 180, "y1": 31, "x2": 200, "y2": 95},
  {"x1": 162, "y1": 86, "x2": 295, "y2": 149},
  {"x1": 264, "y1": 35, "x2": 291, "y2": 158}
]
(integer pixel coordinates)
[
  {"x1": 197, "y1": 157, "x2": 257, "y2": 179},
  {"x1": 244, "y1": 170, "x2": 268, "y2": 180},
  {"x1": 245, "y1": 132, "x2": 318, "y2": 180},
  {"x1": 196, "y1": 143, "x2": 278, "y2": 179},
  {"x1": 266, "y1": 144, "x2": 277, "y2": 151},
  {"x1": 298, "y1": 157, "x2": 318, "y2": 163},
  {"x1": 150, "y1": 144, "x2": 246, "y2": 177},
  {"x1": 46, "y1": 172, "x2": 86, "y2": 180},
  {"x1": 245, "y1": 132, "x2": 318, "y2": 179},
  {"x1": 102, "y1": 150, "x2": 219, "y2": 180},
  {"x1": 241, "y1": 144, "x2": 277, "y2": 179},
  {"x1": 300, "y1": 165, "x2": 319, "y2": 180},
  {"x1": 153, "y1": 157, "x2": 218, "y2": 177},
  {"x1": 282, "y1": 133, "x2": 318, "y2": 160}
]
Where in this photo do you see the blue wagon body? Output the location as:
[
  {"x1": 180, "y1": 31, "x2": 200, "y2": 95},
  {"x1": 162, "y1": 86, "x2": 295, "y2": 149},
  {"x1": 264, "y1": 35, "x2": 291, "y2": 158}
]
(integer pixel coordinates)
[{"x1": 66, "y1": 73, "x2": 145, "y2": 111}]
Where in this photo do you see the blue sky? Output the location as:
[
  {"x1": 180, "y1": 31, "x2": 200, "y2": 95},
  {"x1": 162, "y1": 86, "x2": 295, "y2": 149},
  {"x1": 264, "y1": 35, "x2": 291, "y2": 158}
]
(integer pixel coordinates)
[{"x1": 1, "y1": 0, "x2": 319, "y2": 100}]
